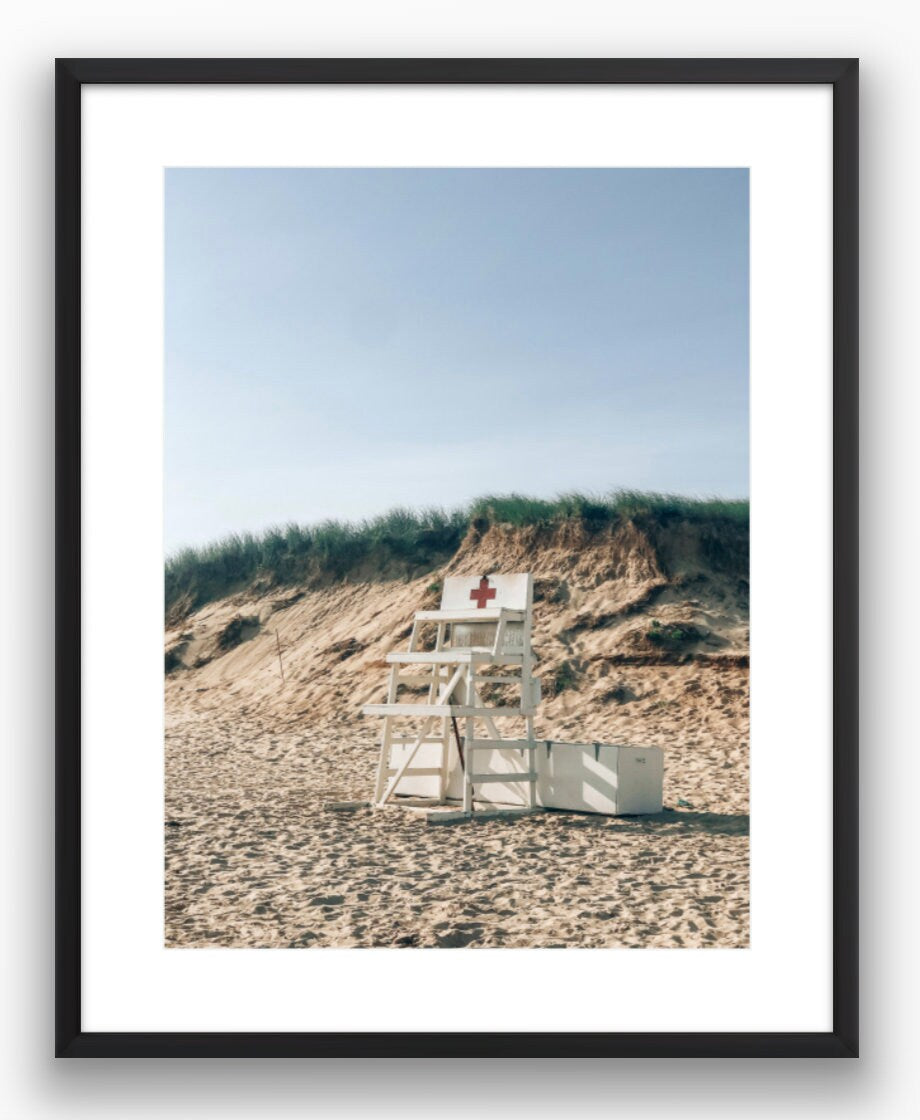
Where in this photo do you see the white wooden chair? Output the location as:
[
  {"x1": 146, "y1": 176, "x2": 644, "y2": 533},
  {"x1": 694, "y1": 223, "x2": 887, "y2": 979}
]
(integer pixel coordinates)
[{"x1": 362, "y1": 573, "x2": 541, "y2": 814}]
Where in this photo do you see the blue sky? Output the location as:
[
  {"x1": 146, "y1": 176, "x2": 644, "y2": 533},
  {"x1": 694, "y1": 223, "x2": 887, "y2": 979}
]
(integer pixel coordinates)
[{"x1": 165, "y1": 168, "x2": 748, "y2": 553}]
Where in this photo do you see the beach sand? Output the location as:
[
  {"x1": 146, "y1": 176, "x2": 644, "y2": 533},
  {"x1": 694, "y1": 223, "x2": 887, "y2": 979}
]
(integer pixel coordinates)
[{"x1": 165, "y1": 666, "x2": 748, "y2": 949}]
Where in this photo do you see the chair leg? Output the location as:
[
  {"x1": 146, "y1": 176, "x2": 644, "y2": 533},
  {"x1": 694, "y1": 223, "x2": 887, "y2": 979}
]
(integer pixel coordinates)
[
  {"x1": 373, "y1": 721, "x2": 392, "y2": 805},
  {"x1": 462, "y1": 716, "x2": 474, "y2": 814},
  {"x1": 438, "y1": 716, "x2": 450, "y2": 803},
  {"x1": 526, "y1": 715, "x2": 537, "y2": 808}
]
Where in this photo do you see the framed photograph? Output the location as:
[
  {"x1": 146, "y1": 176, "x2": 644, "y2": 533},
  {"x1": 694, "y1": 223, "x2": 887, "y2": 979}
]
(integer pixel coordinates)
[{"x1": 55, "y1": 58, "x2": 858, "y2": 1058}]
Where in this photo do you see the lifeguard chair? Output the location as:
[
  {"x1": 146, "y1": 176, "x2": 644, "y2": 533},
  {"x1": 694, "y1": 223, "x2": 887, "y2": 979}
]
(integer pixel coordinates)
[{"x1": 362, "y1": 573, "x2": 541, "y2": 814}]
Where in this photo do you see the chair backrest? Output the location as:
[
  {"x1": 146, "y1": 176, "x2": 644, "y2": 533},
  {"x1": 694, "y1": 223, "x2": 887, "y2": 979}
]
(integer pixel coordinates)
[
  {"x1": 441, "y1": 574, "x2": 533, "y2": 654},
  {"x1": 440, "y1": 573, "x2": 532, "y2": 613}
]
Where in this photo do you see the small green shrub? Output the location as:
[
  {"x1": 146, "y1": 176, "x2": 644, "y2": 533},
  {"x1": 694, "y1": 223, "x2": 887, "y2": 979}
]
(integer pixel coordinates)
[
  {"x1": 604, "y1": 683, "x2": 636, "y2": 704},
  {"x1": 647, "y1": 619, "x2": 702, "y2": 650},
  {"x1": 552, "y1": 660, "x2": 580, "y2": 694}
]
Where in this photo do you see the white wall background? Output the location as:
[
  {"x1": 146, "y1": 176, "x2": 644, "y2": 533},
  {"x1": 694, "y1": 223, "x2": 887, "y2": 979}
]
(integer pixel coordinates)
[{"x1": 0, "y1": 1, "x2": 912, "y2": 1116}]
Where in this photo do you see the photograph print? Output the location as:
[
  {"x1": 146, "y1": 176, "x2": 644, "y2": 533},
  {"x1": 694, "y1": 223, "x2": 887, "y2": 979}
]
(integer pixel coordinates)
[{"x1": 163, "y1": 167, "x2": 750, "y2": 950}]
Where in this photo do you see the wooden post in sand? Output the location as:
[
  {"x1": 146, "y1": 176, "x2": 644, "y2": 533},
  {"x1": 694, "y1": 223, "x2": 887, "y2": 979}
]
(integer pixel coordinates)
[{"x1": 273, "y1": 629, "x2": 285, "y2": 684}]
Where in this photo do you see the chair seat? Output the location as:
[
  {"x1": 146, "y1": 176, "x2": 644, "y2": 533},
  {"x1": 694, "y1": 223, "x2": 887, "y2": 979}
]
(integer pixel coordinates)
[
  {"x1": 386, "y1": 650, "x2": 524, "y2": 665},
  {"x1": 362, "y1": 703, "x2": 525, "y2": 718}
]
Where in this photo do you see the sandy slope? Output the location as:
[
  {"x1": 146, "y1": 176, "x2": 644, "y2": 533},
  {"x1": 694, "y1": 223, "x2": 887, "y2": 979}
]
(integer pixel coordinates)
[{"x1": 165, "y1": 520, "x2": 749, "y2": 948}]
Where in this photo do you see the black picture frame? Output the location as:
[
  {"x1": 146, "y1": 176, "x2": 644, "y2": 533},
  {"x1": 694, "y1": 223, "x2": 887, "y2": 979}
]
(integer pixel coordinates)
[{"x1": 55, "y1": 57, "x2": 858, "y2": 1059}]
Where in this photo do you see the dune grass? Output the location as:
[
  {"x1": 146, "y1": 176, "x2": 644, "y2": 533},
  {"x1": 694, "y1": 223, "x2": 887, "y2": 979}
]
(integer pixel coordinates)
[
  {"x1": 165, "y1": 490, "x2": 749, "y2": 620},
  {"x1": 469, "y1": 490, "x2": 748, "y2": 527}
]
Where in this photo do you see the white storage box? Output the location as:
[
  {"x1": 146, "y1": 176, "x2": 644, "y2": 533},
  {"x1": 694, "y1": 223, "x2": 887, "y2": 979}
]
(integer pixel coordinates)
[
  {"x1": 535, "y1": 741, "x2": 663, "y2": 815},
  {"x1": 391, "y1": 739, "x2": 663, "y2": 816}
]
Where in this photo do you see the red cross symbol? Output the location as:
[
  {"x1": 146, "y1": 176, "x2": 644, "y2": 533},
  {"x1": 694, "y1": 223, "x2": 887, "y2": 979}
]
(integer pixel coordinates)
[{"x1": 469, "y1": 576, "x2": 496, "y2": 609}]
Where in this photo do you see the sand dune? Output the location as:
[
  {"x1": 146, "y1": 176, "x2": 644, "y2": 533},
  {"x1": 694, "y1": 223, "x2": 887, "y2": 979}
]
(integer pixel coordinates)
[{"x1": 165, "y1": 519, "x2": 749, "y2": 948}]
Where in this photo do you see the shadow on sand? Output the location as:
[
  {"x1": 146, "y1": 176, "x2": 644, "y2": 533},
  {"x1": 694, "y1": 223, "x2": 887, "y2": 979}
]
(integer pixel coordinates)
[{"x1": 559, "y1": 808, "x2": 749, "y2": 837}]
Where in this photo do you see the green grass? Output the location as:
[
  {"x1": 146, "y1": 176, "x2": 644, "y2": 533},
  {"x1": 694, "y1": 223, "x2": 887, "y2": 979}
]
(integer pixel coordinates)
[
  {"x1": 647, "y1": 619, "x2": 703, "y2": 650},
  {"x1": 165, "y1": 490, "x2": 749, "y2": 621},
  {"x1": 469, "y1": 490, "x2": 748, "y2": 527}
]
